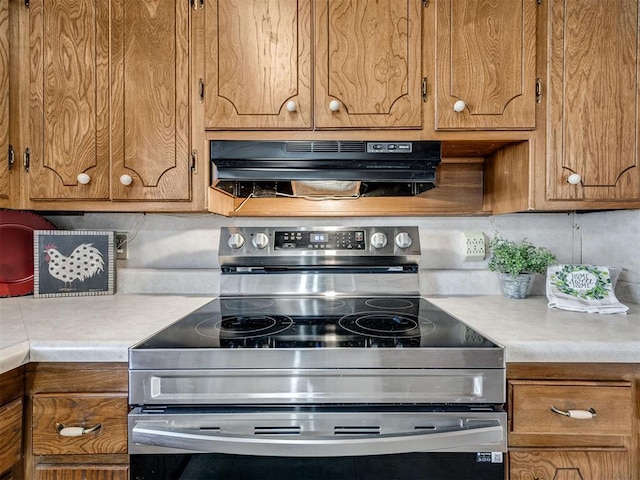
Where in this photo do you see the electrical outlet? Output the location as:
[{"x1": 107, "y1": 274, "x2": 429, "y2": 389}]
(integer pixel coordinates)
[
  {"x1": 464, "y1": 232, "x2": 485, "y2": 262},
  {"x1": 115, "y1": 232, "x2": 129, "y2": 260}
]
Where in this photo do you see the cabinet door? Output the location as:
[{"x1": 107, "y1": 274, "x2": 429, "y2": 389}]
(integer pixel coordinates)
[
  {"x1": 36, "y1": 465, "x2": 128, "y2": 480},
  {"x1": 0, "y1": 398, "x2": 22, "y2": 474},
  {"x1": 205, "y1": 0, "x2": 312, "y2": 130},
  {"x1": 510, "y1": 451, "x2": 629, "y2": 480},
  {"x1": 435, "y1": 0, "x2": 537, "y2": 130},
  {"x1": 29, "y1": 0, "x2": 110, "y2": 200},
  {"x1": 546, "y1": 0, "x2": 640, "y2": 201},
  {"x1": 0, "y1": 0, "x2": 9, "y2": 205},
  {"x1": 314, "y1": 0, "x2": 422, "y2": 129},
  {"x1": 111, "y1": 0, "x2": 191, "y2": 201}
]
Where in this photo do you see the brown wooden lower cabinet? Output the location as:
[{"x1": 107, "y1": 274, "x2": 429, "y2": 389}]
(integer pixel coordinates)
[
  {"x1": 507, "y1": 363, "x2": 640, "y2": 480},
  {"x1": 35, "y1": 465, "x2": 128, "y2": 480},
  {"x1": 26, "y1": 363, "x2": 129, "y2": 480},
  {"x1": 0, "y1": 366, "x2": 25, "y2": 480},
  {"x1": 510, "y1": 450, "x2": 629, "y2": 479},
  {"x1": 13, "y1": 360, "x2": 640, "y2": 479},
  {"x1": 0, "y1": 398, "x2": 23, "y2": 475}
]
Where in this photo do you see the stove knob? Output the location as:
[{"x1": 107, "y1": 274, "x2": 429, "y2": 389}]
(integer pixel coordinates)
[
  {"x1": 370, "y1": 232, "x2": 388, "y2": 249},
  {"x1": 395, "y1": 232, "x2": 413, "y2": 249},
  {"x1": 252, "y1": 232, "x2": 269, "y2": 249},
  {"x1": 227, "y1": 233, "x2": 245, "y2": 249}
]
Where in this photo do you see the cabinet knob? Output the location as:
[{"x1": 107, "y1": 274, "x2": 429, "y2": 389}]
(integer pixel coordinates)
[
  {"x1": 286, "y1": 100, "x2": 297, "y2": 112},
  {"x1": 567, "y1": 173, "x2": 582, "y2": 185},
  {"x1": 77, "y1": 173, "x2": 91, "y2": 185},
  {"x1": 453, "y1": 100, "x2": 466, "y2": 113},
  {"x1": 328, "y1": 100, "x2": 341, "y2": 112},
  {"x1": 120, "y1": 174, "x2": 133, "y2": 186}
]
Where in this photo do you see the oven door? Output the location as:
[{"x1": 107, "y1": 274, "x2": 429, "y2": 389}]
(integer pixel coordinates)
[
  {"x1": 129, "y1": 407, "x2": 506, "y2": 480},
  {"x1": 131, "y1": 452, "x2": 504, "y2": 479}
]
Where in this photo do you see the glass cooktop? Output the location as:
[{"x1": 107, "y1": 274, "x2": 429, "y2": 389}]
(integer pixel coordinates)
[{"x1": 134, "y1": 296, "x2": 498, "y2": 350}]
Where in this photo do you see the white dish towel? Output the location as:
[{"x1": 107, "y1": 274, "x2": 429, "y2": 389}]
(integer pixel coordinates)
[{"x1": 546, "y1": 265, "x2": 628, "y2": 314}]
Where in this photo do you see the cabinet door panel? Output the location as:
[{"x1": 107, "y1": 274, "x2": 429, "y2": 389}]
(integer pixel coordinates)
[
  {"x1": 0, "y1": 0, "x2": 9, "y2": 204},
  {"x1": 111, "y1": 0, "x2": 191, "y2": 200},
  {"x1": 32, "y1": 393, "x2": 128, "y2": 456},
  {"x1": 0, "y1": 398, "x2": 22, "y2": 474},
  {"x1": 435, "y1": 0, "x2": 536, "y2": 130},
  {"x1": 510, "y1": 451, "x2": 629, "y2": 480},
  {"x1": 547, "y1": 0, "x2": 640, "y2": 200},
  {"x1": 29, "y1": 0, "x2": 110, "y2": 200},
  {"x1": 314, "y1": 0, "x2": 422, "y2": 129},
  {"x1": 511, "y1": 382, "x2": 632, "y2": 436},
  {"x1": 205, "y1": 0, "x2": 312, "y2": 129}
]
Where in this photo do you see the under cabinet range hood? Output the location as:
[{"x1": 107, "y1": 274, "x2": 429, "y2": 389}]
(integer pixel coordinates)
[{"x1": 210, "y1": 140, "x2": 441, "y2": 198}]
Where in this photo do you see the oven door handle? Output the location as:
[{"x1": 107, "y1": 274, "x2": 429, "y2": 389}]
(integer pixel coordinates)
[{"x1": 131, "y1": 422, "x2": 504, "y2": 457}]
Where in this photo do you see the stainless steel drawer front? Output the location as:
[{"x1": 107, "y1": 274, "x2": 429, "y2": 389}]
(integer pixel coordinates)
[
  {"x1": 129, "y1": 408, "x2": 507, "y2": 456},
  {"x1": 129, "y1": 368, "x2": 506, "y2": 406}
]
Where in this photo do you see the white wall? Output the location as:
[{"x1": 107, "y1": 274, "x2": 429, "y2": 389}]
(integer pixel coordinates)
[
  {"x1": 578, "y1": 210, "x2": 640, "y2": 304},
  {"x1": 45, "y1": 210, "x2": 639, "y2": 304}
]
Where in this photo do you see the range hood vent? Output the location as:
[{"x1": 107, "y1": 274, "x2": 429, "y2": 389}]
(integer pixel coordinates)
[
  {"x1": 210, "y1": 140, "x2": 442, "y2": 184},
  {"x1": 285, "y1": 141, "x2": 367, "y2": 154}
]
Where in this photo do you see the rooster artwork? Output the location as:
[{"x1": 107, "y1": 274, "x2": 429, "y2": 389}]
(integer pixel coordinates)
[
  {"x1": 43, "y1": 243, "x2": 105, "y2": 291},
  {"x1": 34, "y1": 230, "x2": 115, "y2": 298}
]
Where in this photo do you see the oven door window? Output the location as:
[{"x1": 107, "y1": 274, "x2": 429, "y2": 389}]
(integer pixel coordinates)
[{"x1": 131, "y1": 452, "x2": 504, "y2": 480}]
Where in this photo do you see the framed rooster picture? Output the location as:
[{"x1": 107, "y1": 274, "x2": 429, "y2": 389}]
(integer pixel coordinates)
[{"x1": 33, "y1": 230, "x2": 116, "y2": 298}]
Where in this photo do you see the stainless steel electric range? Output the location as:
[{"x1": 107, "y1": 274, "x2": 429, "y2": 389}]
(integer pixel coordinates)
[{"x1": 128, "y1": 226, "x2": 506, "y2": 480}]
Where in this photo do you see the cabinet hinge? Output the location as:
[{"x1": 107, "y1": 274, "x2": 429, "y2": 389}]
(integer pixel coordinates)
[
  {"x1": 535, "y1": 78, "x2": 542, "y2": 103},
  {"x1": 191, "y1": 150, "x2": 197, "y2": 174},
  {"x1": 23, "y1": 147, "x2": 30, "y2": 173},
  {"x1": 7, "y1": 144, "x2": 14, "y2": 171},
  {"x1": 422, "y1": 77, "x2": 428, "y2": 102},
  {"x1": 199, "y1": 78, "x2": 204, "y2": 103},
  {"x1": 190, "y1": 0, "x2": 203, "y2": 10}
]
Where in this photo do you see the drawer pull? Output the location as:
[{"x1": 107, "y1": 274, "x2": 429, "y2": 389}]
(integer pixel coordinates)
[
  {"x1": 550, "y1": 407, "x2": 596, "y2": 419},
  {"x1": 56, "y1": 423, "x2": 102, "y2": 437}
]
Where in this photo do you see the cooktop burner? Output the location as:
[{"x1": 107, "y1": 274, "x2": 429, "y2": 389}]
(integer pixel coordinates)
[
  {"x1": 196, "y1": 315, "x2": 295, "y2": 339},
  {"x1": 338, "y1": 312, "x2": 436, "y2": 338},
  {"x1": 135, "y1": 296, "x2": 498, "y2": 350}
]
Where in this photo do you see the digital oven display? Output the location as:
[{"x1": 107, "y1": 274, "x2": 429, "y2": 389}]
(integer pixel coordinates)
[
  {"x1": 310, "y1": 233, "x2": 328, "y2": 243},
  {"x1": 274, "y1": 231, "x2": 366, "y2": 250}
]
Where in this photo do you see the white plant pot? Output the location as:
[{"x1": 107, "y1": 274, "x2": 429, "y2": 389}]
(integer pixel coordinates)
[{"x1": 499, "y1": 273, "x2": 535, "y2": 299}]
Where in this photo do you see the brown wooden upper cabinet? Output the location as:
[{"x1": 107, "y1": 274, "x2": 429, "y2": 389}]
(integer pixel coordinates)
[
  {"x1": 0, "y1": 0, "x2": 12, "y2": 207},
  {"x1": 204, "y1": 0, "x2": 423, "y2": 130},
  {"x1": 28, "y1": 0, "x2": 191, "y2": 202},
  {"x1": 546, "y1": 0, "x2": 640, "y2": 201},
  {"x1": 434, "y1": 0, "x2": 537, "y2": 130}
]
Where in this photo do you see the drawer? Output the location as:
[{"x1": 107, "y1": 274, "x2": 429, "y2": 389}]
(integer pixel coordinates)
[
  {"x1": 510, "y1": 381, "x2": 632, "y2": 436},
  {"x1": 510, "y1": 450, "x2": 629, "y2": 480},
  {"x1": 0, "y1": 398, "x2": 23, "y2": 473},
  {"x1": 32, "y1": 393, "x2": 128, "y2": 455}
]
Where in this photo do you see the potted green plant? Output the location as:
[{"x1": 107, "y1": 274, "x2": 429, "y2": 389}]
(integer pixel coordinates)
[{"x1": 488, "y1": 234, "x2": 557, "y2": 299}]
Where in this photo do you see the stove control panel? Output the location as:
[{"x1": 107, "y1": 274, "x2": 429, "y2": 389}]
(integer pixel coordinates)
[
  {"x1": 219, "y1": 226, "x2": 420, "y2": 266},
  {"x1": 274, "y1": 230, "x2": 366, "y2": 250}
]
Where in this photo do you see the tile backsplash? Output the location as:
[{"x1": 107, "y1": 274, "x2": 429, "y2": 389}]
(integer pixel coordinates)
[{"x1": 45, "y1": 210, "x2": 640, "y2": 304}]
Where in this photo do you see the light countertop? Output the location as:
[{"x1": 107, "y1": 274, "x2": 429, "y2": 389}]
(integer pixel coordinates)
[
  {"x1": 0, "y1": 294, "x2": 213, "y2": 373},
  {"x1": 1, "y1": 294, "x2": 638, "y2": 375}
]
